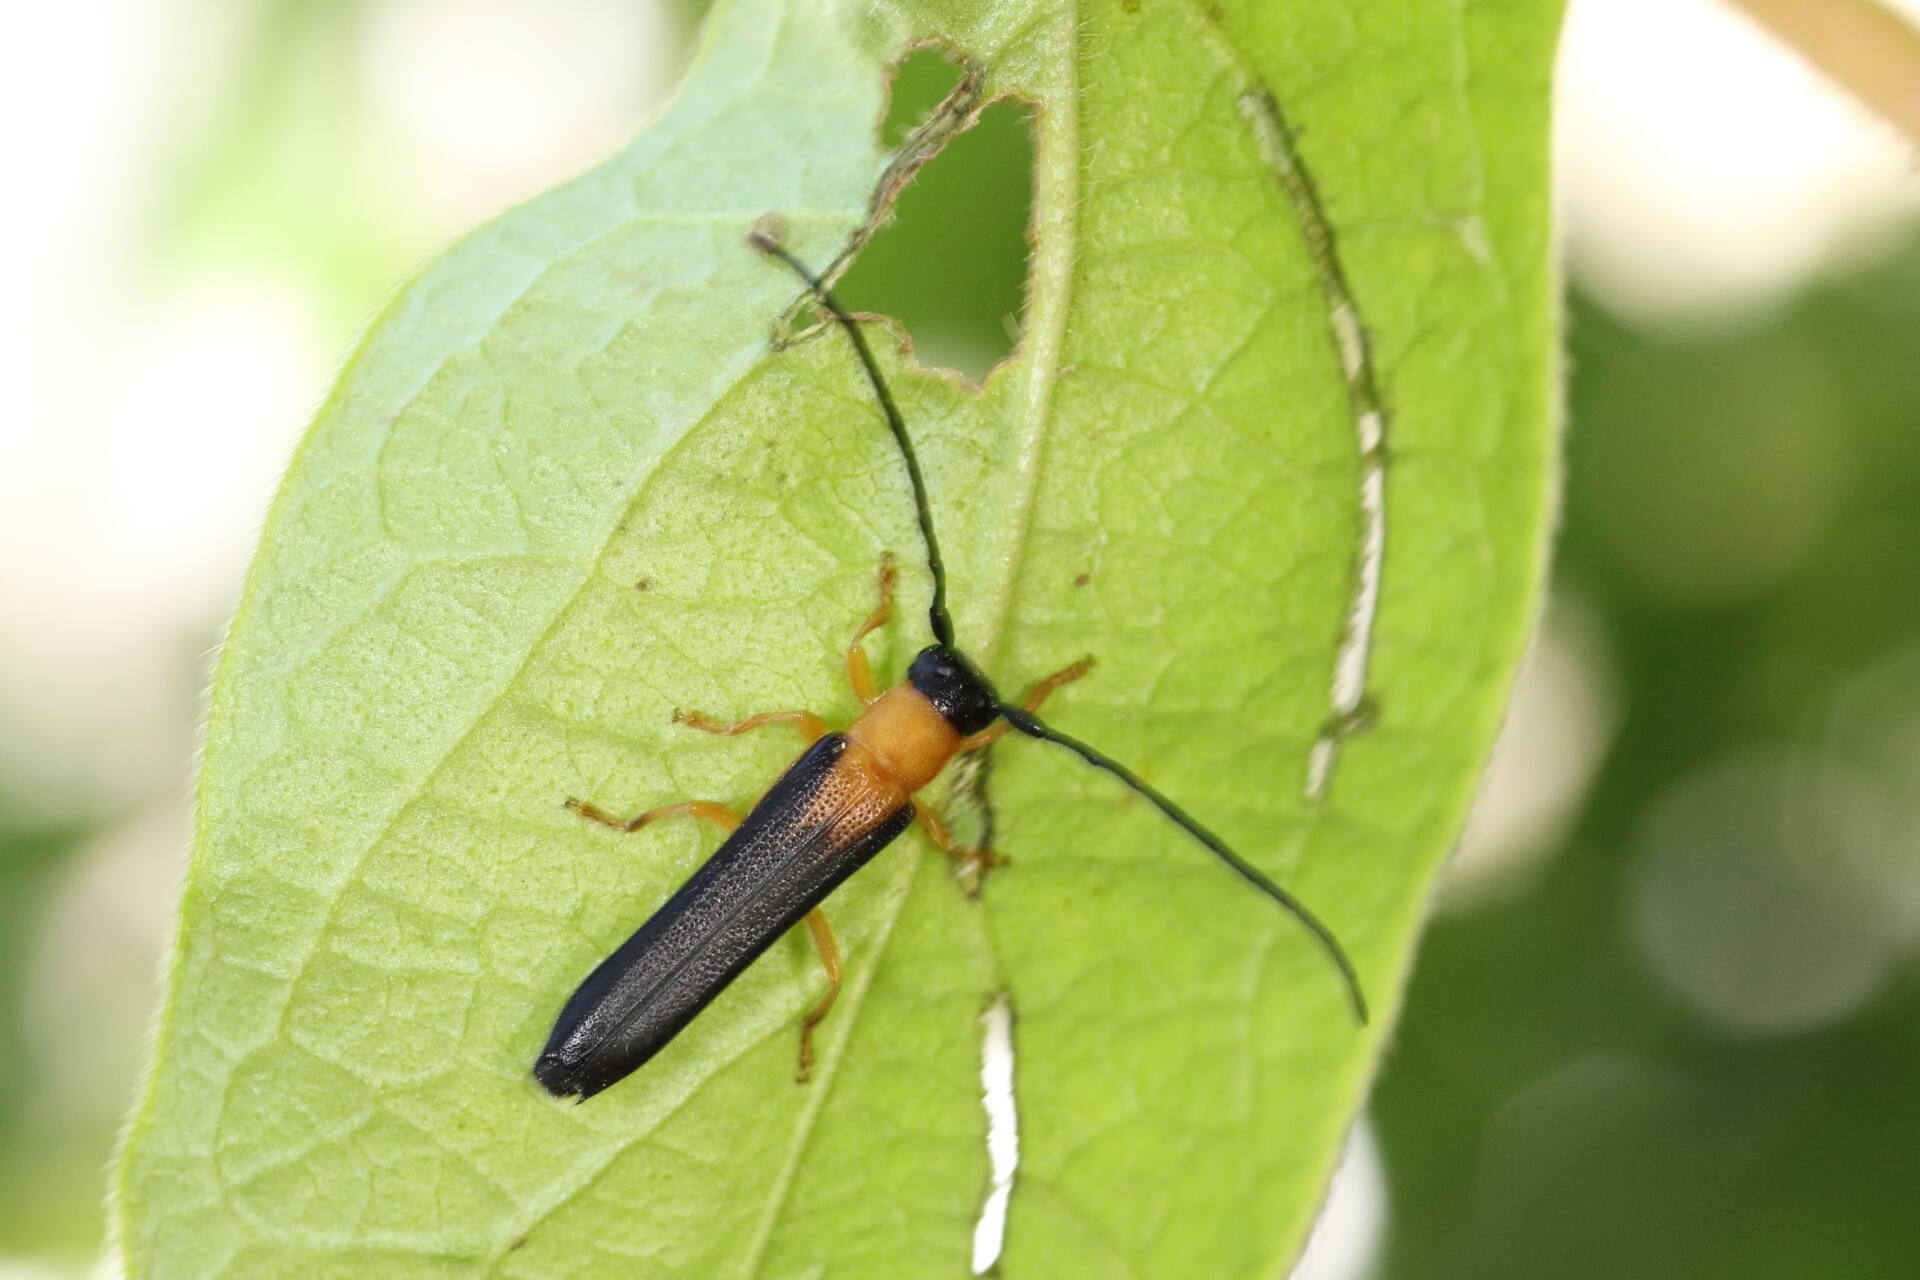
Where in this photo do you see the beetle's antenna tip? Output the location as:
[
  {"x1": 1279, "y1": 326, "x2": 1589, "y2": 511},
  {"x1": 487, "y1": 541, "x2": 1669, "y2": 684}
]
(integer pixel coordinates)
[
  {"x1": 746, "y1": 214, "x2": 788, "y2": 255},
  {"x1": 1000, "y1": 704, "x2": 1370, "y2": 1027}
]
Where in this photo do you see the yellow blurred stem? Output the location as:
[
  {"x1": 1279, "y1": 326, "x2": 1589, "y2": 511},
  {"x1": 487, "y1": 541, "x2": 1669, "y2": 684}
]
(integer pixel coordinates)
[{"x1": 1725, "y1": 0, "x2": 1920, "y2": 149}]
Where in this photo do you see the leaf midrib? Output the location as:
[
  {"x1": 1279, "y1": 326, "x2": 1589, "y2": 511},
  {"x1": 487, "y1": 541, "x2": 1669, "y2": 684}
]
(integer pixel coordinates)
[{"x1": 731, "y1": 7, "x2": 1086, "y2": 1273}]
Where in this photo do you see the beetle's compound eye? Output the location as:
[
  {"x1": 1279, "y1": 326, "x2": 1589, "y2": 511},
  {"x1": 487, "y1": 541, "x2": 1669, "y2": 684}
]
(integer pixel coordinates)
[{"x1": 907, "y1": 645, "x2": 1000, "y2": 736}]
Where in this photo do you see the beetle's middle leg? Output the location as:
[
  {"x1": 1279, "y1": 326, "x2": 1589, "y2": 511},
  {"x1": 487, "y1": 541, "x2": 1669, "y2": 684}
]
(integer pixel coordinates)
[
  {"x1": 670, "y1": 556, "x2": 896, "y2": 740},
  {"x1": 905, "y1": 658, "x2": 1096, "y2": 888},
  {"x1": 672, "y1": 708, "x2": 829, "y2": 743},
  {"x1": 914, "y1": 803, "x2": 1006, "y2": 883},
  {"x1": 563, "y1": 798, "x2": 742, "y2": 835}
]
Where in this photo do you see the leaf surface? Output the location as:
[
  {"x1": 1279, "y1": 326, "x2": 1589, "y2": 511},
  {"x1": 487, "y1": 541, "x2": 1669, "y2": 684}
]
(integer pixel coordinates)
[{"x1": 117, "y1": 1, "x2": 1563, "y2": 1276}]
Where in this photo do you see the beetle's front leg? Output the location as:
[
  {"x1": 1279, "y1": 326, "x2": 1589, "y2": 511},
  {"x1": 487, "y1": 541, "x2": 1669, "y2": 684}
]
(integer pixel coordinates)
[
  {"x1": 957, "y1": 657, "x2": 1094, "y2": 752},
  {"x1": 845, "y1": 552, "x2": 896, "y2": 705}
]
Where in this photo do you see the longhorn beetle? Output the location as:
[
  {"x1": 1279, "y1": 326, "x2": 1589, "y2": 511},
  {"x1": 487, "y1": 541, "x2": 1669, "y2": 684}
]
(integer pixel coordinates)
[{"x1": 533, "y1": 231, "x2": 1368, "y2": 1101}]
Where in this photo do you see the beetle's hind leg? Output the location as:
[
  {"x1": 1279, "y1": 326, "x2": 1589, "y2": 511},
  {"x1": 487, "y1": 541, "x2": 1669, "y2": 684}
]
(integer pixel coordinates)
[
  {"x1": 564, "y1": 793, "x2": 843, "y2": 1085},
  {"x1": 796, "y1": 909, "x2": 842, "y2": 1083},
  {"x1": 957, "y1": 656, "x2": 1095, "y2": 752}
]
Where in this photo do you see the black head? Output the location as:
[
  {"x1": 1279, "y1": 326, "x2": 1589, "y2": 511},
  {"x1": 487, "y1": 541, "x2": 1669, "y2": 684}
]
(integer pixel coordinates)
[{"x1": 907, "y1": 645, "x2": 1000, "y2": 736}]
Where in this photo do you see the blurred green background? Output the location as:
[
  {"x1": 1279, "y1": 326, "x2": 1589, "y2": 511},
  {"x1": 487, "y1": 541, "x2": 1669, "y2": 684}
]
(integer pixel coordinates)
[{"x1": 4, "y1": 1, "x2": 1918, "y2": 1276}]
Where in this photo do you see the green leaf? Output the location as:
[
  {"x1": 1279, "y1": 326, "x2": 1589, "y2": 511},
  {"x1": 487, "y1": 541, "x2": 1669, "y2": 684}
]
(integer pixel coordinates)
[{"x1": 115, "y1": 0, "x2": 1563, "y2": 1275}]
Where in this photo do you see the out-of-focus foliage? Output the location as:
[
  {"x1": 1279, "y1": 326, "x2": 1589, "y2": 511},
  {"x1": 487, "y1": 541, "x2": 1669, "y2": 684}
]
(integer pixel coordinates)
[
  {"x1": 1375, "y1": 246, "x2": 1920, "y2": 1280},
  {"x1": 0, "y1": 822, "x2": 96, "y2": 1264}
]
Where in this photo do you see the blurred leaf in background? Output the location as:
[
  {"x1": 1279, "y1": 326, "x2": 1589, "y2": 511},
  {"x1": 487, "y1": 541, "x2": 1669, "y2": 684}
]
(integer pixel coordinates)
[
  {"x1": 0, "y1": 0, "x2": 681, "y2": 1272},
  {"x1": 0, "y1": 822, "x2": 96, "y2": 1264},
  {"x1": 1374, "y1": 243, "x2": 1920, "y2": 1280}
]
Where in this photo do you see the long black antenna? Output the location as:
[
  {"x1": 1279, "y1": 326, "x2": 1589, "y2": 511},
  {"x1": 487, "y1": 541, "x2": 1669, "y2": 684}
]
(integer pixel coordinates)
[
  {"x1": 1001, "y1": 705, "x2": 1370, "y2": 1025},
  {"x1": 750, "y1": 232, "x2": 956, "y2": 649}
]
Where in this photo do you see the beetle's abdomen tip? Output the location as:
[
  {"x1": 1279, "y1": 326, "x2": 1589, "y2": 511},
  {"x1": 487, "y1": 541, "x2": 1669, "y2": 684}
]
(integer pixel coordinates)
[{"x1": 532, "y1": 1051, "x2": 585, "y2": 1099}]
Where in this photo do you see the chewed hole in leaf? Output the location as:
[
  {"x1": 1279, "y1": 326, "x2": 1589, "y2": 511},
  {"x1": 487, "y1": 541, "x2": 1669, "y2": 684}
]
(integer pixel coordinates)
[
  {"x1": 836, "y1": 48, "x2": 1034, "y2": 383},
  {"x1": 880, "y1": 45, "x2": 970, "y2": 147},
  {"x1": 971, "y1": 992, "x2": 1018, "y2": 1275}
]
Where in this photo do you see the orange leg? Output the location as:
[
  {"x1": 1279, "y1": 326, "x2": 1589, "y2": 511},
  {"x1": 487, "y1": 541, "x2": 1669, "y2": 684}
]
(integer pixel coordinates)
[
  {"x1": 795, "y1": 909, "x2": 842, "y2": 1083},
  {"x1": 915, "y1": 804, "x2": 1006, "y2": 875},
  {"x1": 793, "y1": 556, "x2": 899, "y2": 1076},
  {"x1": 563, "y1": 797, "x2": 741, "y2": 835},
  {"x1": 957, "y1": 656, "x2": 1095, "y2": 752},
  {"x1": 846, "y1": 553, "x2": 897, "y2": 705},
  {"x1": 672, "y1": 708, "x2": 829, "y2": 744}
]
